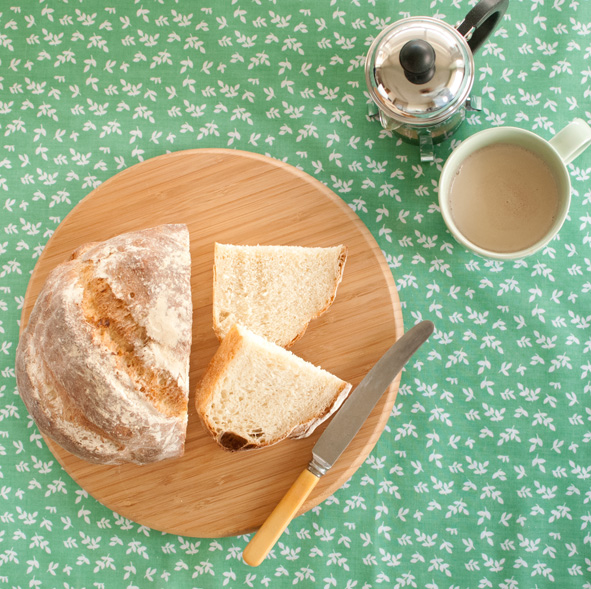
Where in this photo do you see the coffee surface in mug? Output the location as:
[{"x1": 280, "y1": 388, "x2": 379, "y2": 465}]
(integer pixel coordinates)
[{"x1": 448, "y1": 143, "x2": 561, "y2": 253}]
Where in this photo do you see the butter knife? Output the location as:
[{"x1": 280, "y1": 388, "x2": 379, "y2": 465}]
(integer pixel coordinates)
[{"x1": 243, "y1": 320, "x2": 435, "y2": 567}]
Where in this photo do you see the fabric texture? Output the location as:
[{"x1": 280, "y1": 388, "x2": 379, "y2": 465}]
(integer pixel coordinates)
[{"x1": 0, "y1": 1, "x2": 590, "y2": 587}]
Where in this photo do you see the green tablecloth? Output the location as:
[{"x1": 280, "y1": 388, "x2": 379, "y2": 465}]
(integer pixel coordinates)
[{"x1": 1, "y1": 1, "x2": 590, "y2": 587}]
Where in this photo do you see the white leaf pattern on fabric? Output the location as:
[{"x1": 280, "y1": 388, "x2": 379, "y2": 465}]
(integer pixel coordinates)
[{"x1": 1, "y1": 0, "x2": 590, "y2": 587}]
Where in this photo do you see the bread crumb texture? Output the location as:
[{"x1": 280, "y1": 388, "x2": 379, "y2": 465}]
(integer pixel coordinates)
[
  {"x1": 213, "y1": 243, "x2": 347, "y2": 347},
  {"x1": 15, "y1": 224, "x2": 193, "y2": 465},
  {"x1": 196, "y1": 325, "x2": 352, "y2": 451}
]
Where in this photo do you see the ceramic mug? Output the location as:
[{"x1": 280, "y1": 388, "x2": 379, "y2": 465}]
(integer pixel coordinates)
[{"x1": 438, "y1": 118, "x2": 591, "y2": 260}]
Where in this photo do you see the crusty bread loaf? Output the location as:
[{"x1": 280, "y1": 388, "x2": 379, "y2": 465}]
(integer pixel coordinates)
[
  {"x1": 15, "y1": 224, "x2": 193, "y2": 465},
  {"x1": 213, "y1": 243, "x2": 347, "y2": 347},
  {"x1": 195, "y1": 324, "x2": 352, "y2": 451}
]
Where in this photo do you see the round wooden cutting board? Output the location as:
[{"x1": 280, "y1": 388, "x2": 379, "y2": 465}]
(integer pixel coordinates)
[{"x1": 20, "y1": 149, "x2": 404, "y2": 538}]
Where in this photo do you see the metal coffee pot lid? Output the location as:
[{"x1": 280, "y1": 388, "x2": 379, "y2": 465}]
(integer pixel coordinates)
[{"x1": 365, "y1": 17, "x2": 474, "y2": 127}]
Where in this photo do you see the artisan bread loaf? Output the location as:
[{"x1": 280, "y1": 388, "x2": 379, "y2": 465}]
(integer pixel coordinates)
[
  {"x1": 15, "y1": 224, "x2": 193, "y2": 465},
  {"x1": 213, "y1": 243, "x2": 347, "y2": 347},
  {"x1": 195, "y1": 324, "x2": 352, "y2": 451}
]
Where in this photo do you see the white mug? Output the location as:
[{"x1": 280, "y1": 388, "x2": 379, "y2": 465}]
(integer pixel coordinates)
[{"x1": 438, "y1": 119, "x2": 591, "y2": 260}]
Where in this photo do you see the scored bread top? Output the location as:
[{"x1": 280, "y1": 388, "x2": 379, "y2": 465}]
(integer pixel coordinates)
[
  {"x1": 15, "y1": 224, "x2": 193, "y2": 465},
  {"x1": 213, "y1": 243, "x2": 347, "y2": 348},
  {"x1": 195, "y1": 324, "x2": 352, "y2": 451}
]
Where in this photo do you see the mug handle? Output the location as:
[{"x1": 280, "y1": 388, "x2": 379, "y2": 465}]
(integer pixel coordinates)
[
  {"x1": 549, "y1": 119, "x2": 591, "y2": 165},
  {"x1": 456, "y1": 0, "x2": 509, "y2": 54}
]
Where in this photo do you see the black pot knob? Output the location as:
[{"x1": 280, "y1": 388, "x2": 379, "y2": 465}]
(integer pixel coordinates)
[{"x1": 399, "y1": 39, "x2": 436, "y2": 85}]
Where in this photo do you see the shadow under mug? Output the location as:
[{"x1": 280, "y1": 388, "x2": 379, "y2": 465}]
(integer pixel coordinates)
[{"x1": 438, "y1": 119, "x2": 591, "y2": 260}]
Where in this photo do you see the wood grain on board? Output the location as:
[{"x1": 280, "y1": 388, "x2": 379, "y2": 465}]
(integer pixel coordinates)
[{"x1": 20, "y1": 149, "x2": 404, "y2": 537}]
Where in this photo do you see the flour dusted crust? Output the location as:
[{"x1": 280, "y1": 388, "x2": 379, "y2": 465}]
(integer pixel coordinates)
[{"x1": 15, "y1": 224, "x2": 193, "y2": 465}]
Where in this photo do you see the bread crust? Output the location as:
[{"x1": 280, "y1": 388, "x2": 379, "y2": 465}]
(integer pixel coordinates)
[
  {"x1": 285, "y1": 378, "x2": 351, "y2": 439},
  {"x1": 283, "y1": 244, "x2": 348, "y2": 348},
  {"x1": 195, "y1": 324, "x2": 352, "y2": 452},
  {"x1": 16, "y1": 224, "x2": 192, "y2": 465},
  {"x1": 194, "y1": 325, "x2": 253, "y2": 450},
  {"x1": 212, "y1": 244, "x2": 348, "y2": 348}
]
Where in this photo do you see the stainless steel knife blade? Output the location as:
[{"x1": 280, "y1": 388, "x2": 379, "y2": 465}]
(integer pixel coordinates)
[
  {"x1": 309, "y1": 320, "x2": 434, "y2": 477},
  {"x1": 243, "y1": 319, "x2": 435, "y2": 567}
]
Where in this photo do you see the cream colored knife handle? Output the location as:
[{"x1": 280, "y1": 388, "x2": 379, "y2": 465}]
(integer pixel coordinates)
[{"x1": 243, "y1": 468, "x2": 320, "y2": 567}]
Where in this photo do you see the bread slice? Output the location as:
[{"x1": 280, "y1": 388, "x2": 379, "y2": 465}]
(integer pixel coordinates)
[
  {"x1": 15, "y1": 224, "x2": 193, "y2": 465},
  {"x1": 213, "y1": 243, "x2": 347, "y2": 347},
  {"x1": 195, "y1": 324, "x2": 352, "y2": 451}
]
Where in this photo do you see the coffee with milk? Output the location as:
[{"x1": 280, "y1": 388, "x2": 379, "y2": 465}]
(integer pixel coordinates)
[{"x1": 448, "y1": 143, "x2": 560, "y2": 253}]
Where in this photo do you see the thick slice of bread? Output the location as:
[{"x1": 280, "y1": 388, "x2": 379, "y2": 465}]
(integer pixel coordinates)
[
  {"x1": 213, "y1": 243, "x2": 347, "y2": 347},
  {"x1": 15, "y1": 224, "x2": 193, "y2": 465},
  {"x1": 195, "y1": 324, "x2": 352, "y2": 451}
]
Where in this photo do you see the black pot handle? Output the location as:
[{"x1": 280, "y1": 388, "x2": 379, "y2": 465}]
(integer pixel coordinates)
[{"x1": 456, "y1": 0, "x2": 509, "y2": 54}]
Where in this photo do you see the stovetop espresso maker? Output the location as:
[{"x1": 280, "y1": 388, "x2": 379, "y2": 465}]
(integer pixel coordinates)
[{"x1": 365, "y1": 0, "x2": 509, "y2": 162}]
